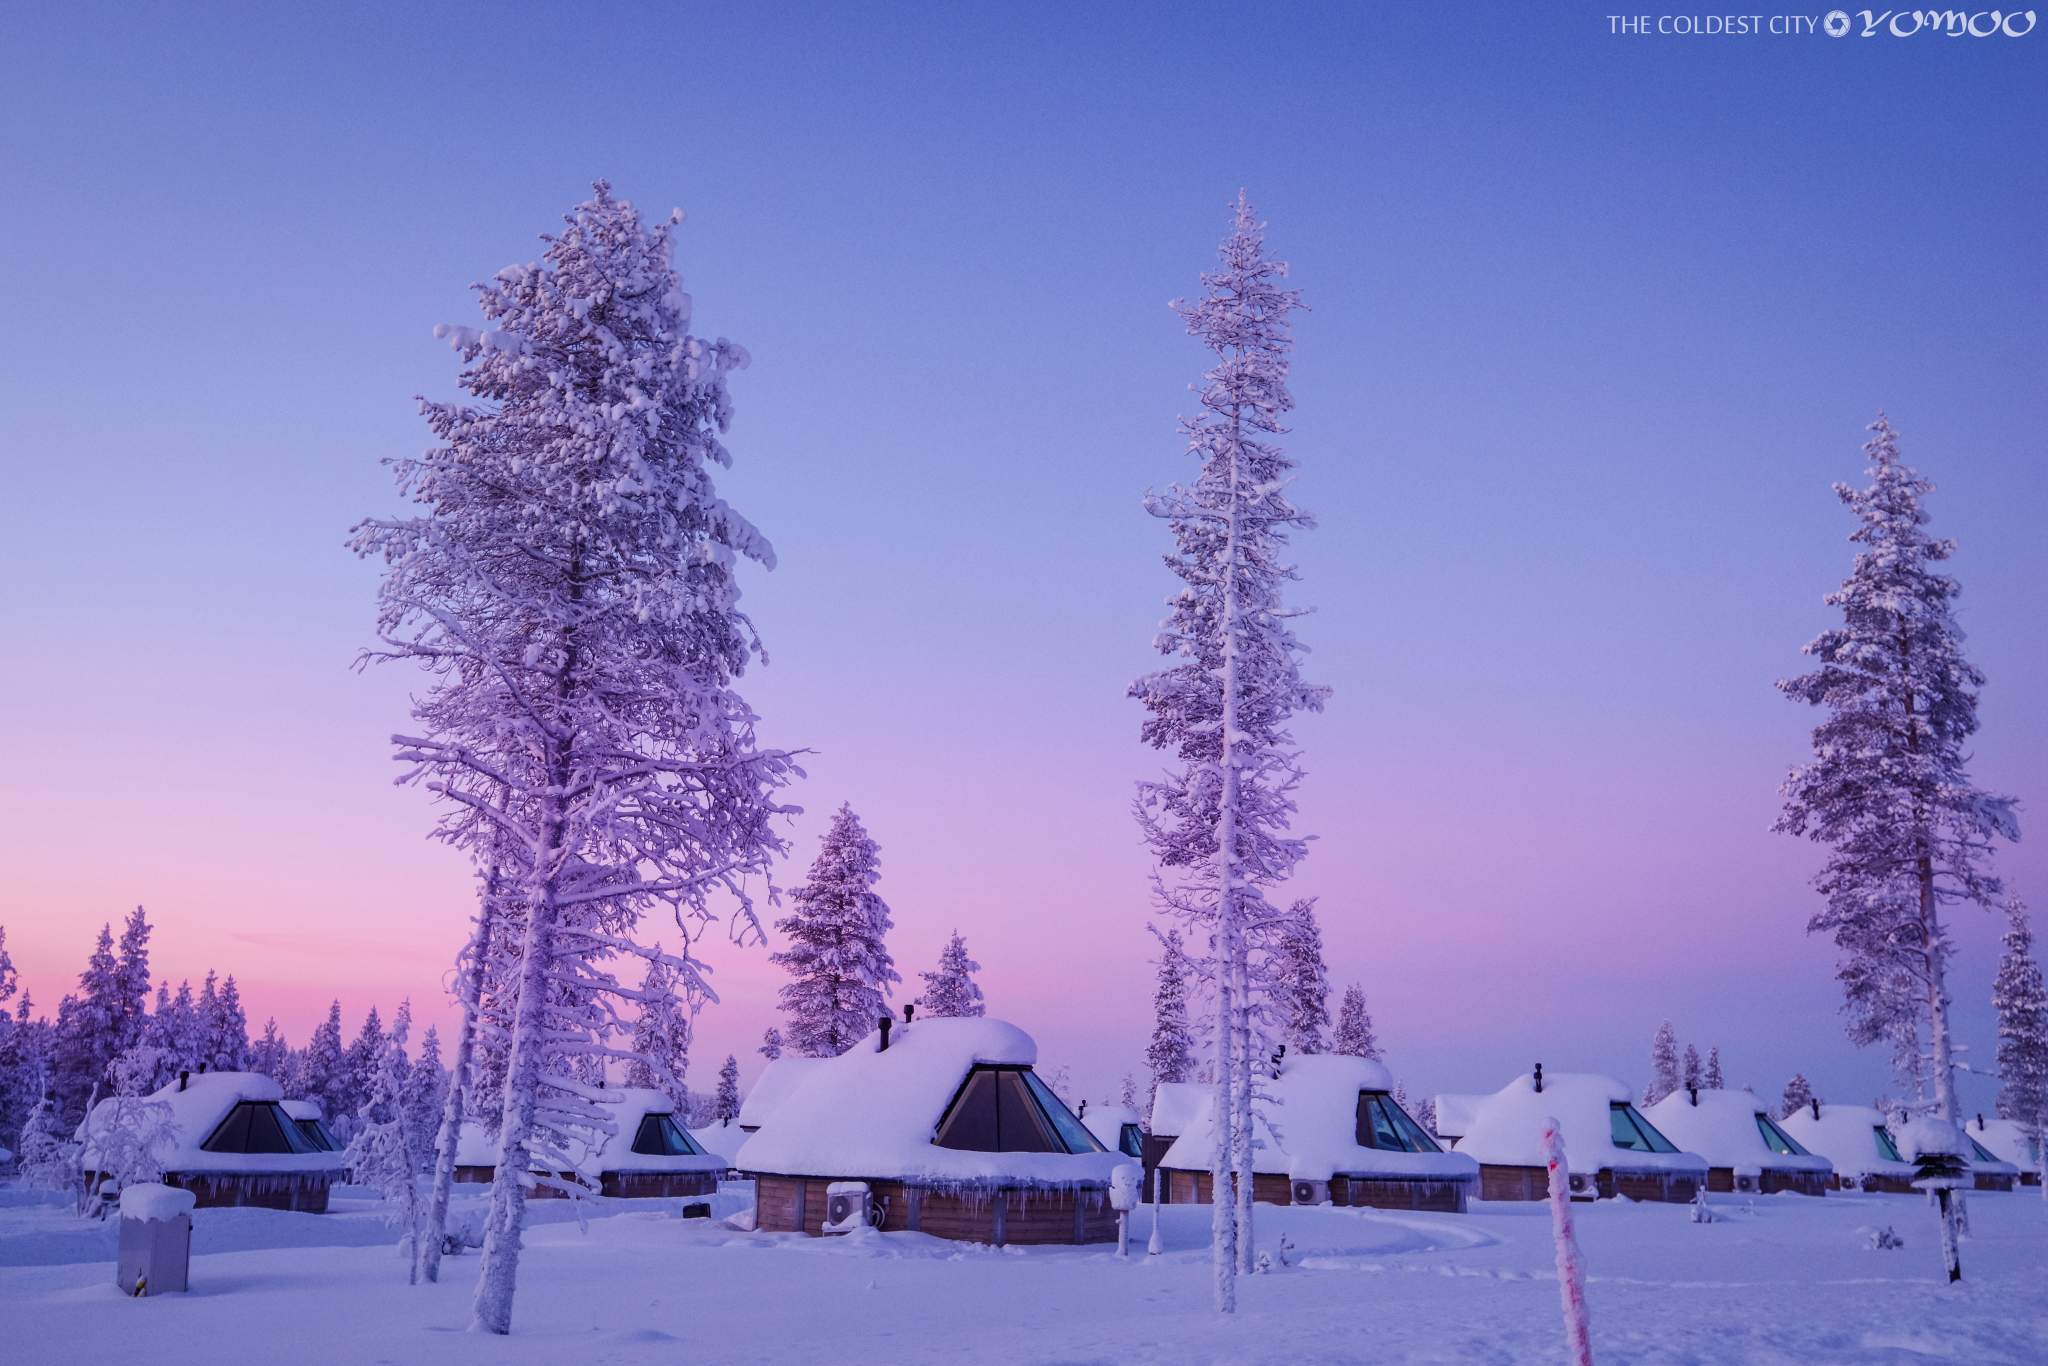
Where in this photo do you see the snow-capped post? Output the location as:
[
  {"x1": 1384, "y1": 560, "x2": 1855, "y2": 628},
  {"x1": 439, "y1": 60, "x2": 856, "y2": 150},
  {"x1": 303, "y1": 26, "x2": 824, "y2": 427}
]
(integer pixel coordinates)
[
  {"x1": 1776, "y1": 414, "x2": 2018, "y2": 1152},
  {"x1": 1130, "y1": 194, "x2": 1322, "y2": 1314},
  {"x1": 1148, "y1": 1166, "x2": 1165, "y2": 1256},
  {"x1": 1541, "y1": 1118, "x2": 1595, "y2": 1366},
  {"x1": 1992, "y1": 900, "x2": 2048, "y2": 1202},
  {"x1": 1111, "y1": 1162, "x2": 1144, "y2": 1257},
  {"x1": 1898, "y1": 1116, "x2": 1968, "y2": 1282},
  {"x1": 769, "y1": 806, "x2": 899, "y2": 1057},
  {"x1": 353, "y1": 183, "x2": 799, "y2": 1335}
]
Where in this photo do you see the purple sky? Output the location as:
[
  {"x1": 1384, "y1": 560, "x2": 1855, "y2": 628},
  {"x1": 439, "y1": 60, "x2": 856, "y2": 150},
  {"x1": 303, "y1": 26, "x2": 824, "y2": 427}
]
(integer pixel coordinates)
[{"x1": 1, "y1": 4, "x2": 2041, "y2": 1112}]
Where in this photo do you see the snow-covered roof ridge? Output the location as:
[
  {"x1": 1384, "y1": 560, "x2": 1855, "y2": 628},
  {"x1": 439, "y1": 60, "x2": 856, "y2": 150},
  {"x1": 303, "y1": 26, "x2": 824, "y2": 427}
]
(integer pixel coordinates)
[
  {"x1": 1641, "y1": 1089, "x2": 1831, "y2": 1173},
  {"x1": 1965, "y1": 1116, "x2": 2039, "y2": 1172},
  {"x1": 738, "y1": 1056, "x2": 832, "y2": 1130},
  {"x1": 737, "y1": 1016, "x2": 1123, "y2": 1184},
  {"x1": 81, "y1": 1071, "x2": 346, "y2": 1176},
  {"x1": 453, "y1": 1091, "x2": 722, "y2": 1176},
  {"x1": 1159, "y1": 1054, "x2": 1476, "y2": 1182},
  {"x1": 1149, "y1": 1081, "x2": 1211, "y2": 1139},
  {"x1": 1445, "y1": 1071, "x2": 1706, "y2": 1175}
]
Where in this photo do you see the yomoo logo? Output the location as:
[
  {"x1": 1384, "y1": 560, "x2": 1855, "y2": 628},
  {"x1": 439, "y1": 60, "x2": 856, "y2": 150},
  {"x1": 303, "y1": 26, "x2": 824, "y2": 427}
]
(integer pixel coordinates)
[{"x1": 1840, "y1": 8, "x2": 2038, "y2": 34}]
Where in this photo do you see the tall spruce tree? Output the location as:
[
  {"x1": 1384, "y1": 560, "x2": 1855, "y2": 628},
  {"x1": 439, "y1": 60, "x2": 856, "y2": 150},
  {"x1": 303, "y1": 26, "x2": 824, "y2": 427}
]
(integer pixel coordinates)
[
  {"x1": 1646, "y1": 1021, "x2": 1680, "y2": 1106},
  {"x1": 1331, "y1": 984, "x2": 1378, "y2": 1060},
  {"x1": 1144, "y1": 928, "x2": 1197, "y2": 1107},
  {"x1": 1269, "y1": 899, "x2": 1330, "y2": 1056},
  {"x1": 1129, "y1": 197, "x2": 1323, "y2": 1309},
  {"x1": 769, "y1": 805, "x2": 898, "y2": 1057},
  {"x1": 1780, "y1": 1073, "x2": 1815, "y2": 1122},
  {"x1": 53, "y1": 924, "x2": 126, "y2": 1121},
  {"x1": 354, "y1": 184, "x2": 797, "y2": 1333},
  {"x1": 1681, "y1": 1043, "x2": 1703, "y2": 1093},
  {"x1": 916, "y1": 932, "x2": 985, "y2": 1018},
  {"x1": 1704, "y1": 1046, "x2": 1724, "y2": 1090},
  {"x1": 714, "y1": 1055, "x2": 741, "y2": 1125},
  {"x1": 1993, "y1": 901, "x2": 2048, "y2": 1194},
  {"x1": 1776, "y1": 413, "x2": 2018, "y2": 1136}
]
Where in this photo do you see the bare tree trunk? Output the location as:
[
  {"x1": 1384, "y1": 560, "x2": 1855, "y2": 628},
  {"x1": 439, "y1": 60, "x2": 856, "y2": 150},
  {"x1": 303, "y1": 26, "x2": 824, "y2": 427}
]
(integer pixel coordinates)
[
  {"x1": 422, "y1": 889, "x2": 494, "y2": 1283},
  {"x1": 1920, "y1": 850, "x2": 1969, "y2": 1238},
  {"x1": 1233, "y1": 950, "x2": 1254, "y2": 1275},
  {"x1": 1209, "y1": 436, "x2": 1244, "y2": 1312}
]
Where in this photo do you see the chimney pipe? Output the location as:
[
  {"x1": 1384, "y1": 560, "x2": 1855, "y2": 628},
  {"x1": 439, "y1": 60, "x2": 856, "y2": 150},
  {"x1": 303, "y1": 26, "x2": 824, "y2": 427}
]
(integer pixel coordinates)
[
  {"x1": 1688, "y1": 1085, "x2": 1698, "y2": 1106},
  {"x1": 179, "y1": 1071, "x2": 190, "y2": 1092},
  {"x1": 1811, "y1": 1098, "x2": 1821, "y2": 1121},
  {"x1": 1977, "y1": 1113, "x2": 1984, "y2": 1130},
  {"x1": 903, "y1": 1004, "x2": 914, "y2": 1023},
  {"x1": 877, "y1": 1016, "x2": 892, "y2": 1051},
  {"x1": 1533, "y1": 1063, "x2": 1543, "y2": 1094}
]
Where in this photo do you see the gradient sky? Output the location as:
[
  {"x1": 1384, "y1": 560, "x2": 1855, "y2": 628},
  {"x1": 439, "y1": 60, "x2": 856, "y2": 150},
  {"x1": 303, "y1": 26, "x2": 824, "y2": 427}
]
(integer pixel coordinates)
[{"x1": 1, "y1": 3, "x2": 2041, "y2": 1113}]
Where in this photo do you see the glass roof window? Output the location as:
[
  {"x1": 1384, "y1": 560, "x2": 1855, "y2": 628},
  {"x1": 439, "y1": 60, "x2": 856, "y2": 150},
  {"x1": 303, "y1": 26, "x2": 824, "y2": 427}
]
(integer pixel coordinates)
[
  {"x1": 292, "y1": 1118, "x2": 340, "y2": 1153},
  {"x1": 1969, "y1": 1138, "x2": 1999, "y2": 1164},
  {"x1": 202, "y1": 1101, "x2": 323, "y2": 1155},
  {"x1": 1873, "y1": 1126, "x2": 1905, "y2": 1162},
  {"x1": 1354, "y1": 1092, "x2": 1443, "y2": 1153},
  {"x1": 1117, "y1": 1123, "x2": 1145, "y2": 1159},
  {"x1": 630, "y1": 1113, "x2": 705, "y2": 1157},
  {"x1": 1608, "y1": 1104, "x2": 1679, "y2": 1154},
  {"x1": 1754, "y1": 1114, "x2": 1812, "y2": 1157},
  {"x1": 933, "y1": 1066, "x2": 1106, "y2": 1155}
]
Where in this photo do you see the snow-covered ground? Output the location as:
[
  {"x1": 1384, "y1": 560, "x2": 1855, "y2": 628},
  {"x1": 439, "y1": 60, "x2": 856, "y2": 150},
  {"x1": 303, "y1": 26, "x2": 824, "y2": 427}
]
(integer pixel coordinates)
[{"x1": 5, "y1": 1182, "x2": 2047, "y2": 1365}]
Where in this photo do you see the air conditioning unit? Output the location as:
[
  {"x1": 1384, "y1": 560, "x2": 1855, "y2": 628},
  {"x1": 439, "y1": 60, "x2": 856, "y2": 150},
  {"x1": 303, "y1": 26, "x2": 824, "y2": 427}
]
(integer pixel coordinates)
[
  {"x1": 822, "y1": 1181, "x2": 873, "y2": 1235},
  {"x1": 1566, "y1": 1172, "x2": 1597, "y2": 1200},
  {"x1": 1732, "y1": 1167, "x2": 1761, "y2": 1194},
  {"x1": 1290, "y1": 1179, "x2": 1330, "y2": 1206}
]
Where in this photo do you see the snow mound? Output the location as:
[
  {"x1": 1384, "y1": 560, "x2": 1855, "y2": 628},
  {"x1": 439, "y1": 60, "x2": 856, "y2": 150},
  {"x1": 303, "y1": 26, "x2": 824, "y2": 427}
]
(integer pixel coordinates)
[
  {"x1": 737, "y1": 1017, "x2": 1123, "y2": 1185},
  {"x1": 1891, "y1": 1116, "x2": 1963, "y2": 1162},
  {"x1": 738, "y1": 1057, "x2": 832, "y2": 1131},
  {"x1": 119, "y1": 1183, "x2": 196, "y2": 1222},
  {"x1": 1443, "y1": 1072, "x2": 1704, "y2": 1176},
  {"x1": 1778, "y1": 1104, "x2": 1918, "y2": 1183},
  {"x1": 1149, "y1": 1081, "x2": 1213, "y2": 1139}
]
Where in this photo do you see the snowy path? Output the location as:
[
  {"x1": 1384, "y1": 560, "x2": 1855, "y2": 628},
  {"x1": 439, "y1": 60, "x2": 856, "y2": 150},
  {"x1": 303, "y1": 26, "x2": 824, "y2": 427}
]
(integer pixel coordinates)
[{"x1": 5, "y1": 1187, "x2": 2047, "y2": 1365}]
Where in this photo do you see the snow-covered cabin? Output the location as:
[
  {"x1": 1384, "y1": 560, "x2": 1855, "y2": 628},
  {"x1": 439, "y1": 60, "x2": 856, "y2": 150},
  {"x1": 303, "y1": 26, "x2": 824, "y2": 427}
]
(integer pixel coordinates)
[
  {"x1": 1777, "y1": 1103, "x2": 1919, "y2": 1192},
  {"x1": 279, "y1": 1098, "x2": 339, "y2": 1153},
  {"x1": 1952, "y1": 1117, "x2": 2021, "y2": 1191},
  {"x1": 737, "y1": 1056, "x2": 831, "y2": 1133},
  {"x1": 1640, "y1": 1089, "x2": 1831, "y2": 1196},
  {"x1": 81, "y1": 1072, "x2": 345, "y2": 1212},
  {"x1": 1965, "y1": 1116, "x2": 2042, "y2": 1186},
  {"x1": 1158, "y1": 1055, "x2": 1478, "y2": 1212},
  {"x1": 1081, "y1": 1104, "x2": 1146, "y2": 1163},
  {"x1": 1434, "y1": 1071, "x2": 1706, "y2": 1203},
  {"x1": 737, "y1": 1017, "x2": 1125, "y2": 1244},
  {"x1": 446, "y1": 1090, "x2": 722, "y2": 1198}
]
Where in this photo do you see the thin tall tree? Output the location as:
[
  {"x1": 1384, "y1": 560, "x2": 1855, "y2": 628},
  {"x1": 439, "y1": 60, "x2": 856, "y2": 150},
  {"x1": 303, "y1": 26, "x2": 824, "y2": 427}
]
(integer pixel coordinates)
[
  {"x1": 769, "y1": 805, "x2": 899, "y2": 1056},
  {"x1": 1993, "y1": 901, "x2": 2048, "y2": 1196},
  {"x1": 354, "y1": 182, "x2": 797, "y2": 1333},
  {"x1": 1130, "y1": 195, "x2": 1324, "y2": 1310},
  {"x1": 1776, "y1": 413, "x2": 2018, "y2": 1132}
]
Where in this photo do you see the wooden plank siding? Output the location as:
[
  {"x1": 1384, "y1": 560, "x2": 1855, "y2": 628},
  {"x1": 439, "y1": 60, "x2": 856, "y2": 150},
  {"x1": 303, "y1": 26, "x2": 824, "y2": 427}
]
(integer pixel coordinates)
[
  {"x1": 1706, "y1": 1167, "x2": 1829, "y2": 1197},
  {"x1": 599, "y1": 1171, "x2": 719, "y2": 1199},
  {"x1": 1479, "y1": 1163, "x2": 1699, "y2": 1204},
  {"x1": 1159, "y1": 1170, "x2": 1292, "y2": 1206},
  {"x1": 1160, "y1": 1168, "x2": 1464, "y2": 1212},
  {"x1": 749, "y1": 1174, "x2": 1116, "y2": 1246},
  {"x1": 159, "y1": 1171, "x2": 332, "y2": 1213}
]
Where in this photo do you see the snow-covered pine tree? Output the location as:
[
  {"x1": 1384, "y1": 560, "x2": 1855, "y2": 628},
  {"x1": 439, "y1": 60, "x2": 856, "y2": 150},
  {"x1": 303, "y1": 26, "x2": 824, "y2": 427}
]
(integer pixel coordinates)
[
  {"x1": 770, "y1": 805, "x2": 899, "y2": 1057},
  {"x1": 337, "y1": 1006, "x2": 383, "y2": 1140},
  {"x1": 1704, "y1": 1046, "x2": 1724, "y2": 1090},
  {"x1": 110, "y1": 908, "x2": 153, "y2": 1060},
  {"x1": 1119, "y1": 1073, "x2": 1140, "y2": 1110},
  {"x1": 1269, "y1": 899, "x2": 1330, "y2": 1056},
  {"x1": 1681, "y1": 1044, "x2": 1702, "y2": 1093},
  {"x1": 759, "y1": 1026, "x2": 782, "y2": 1061},
  {"x1": 251, "y1": 1018, "x2": 288, "y2": 1082},
  {"x1": 916, "y1": 931, "x2": 985, "y2": 1018},
  {"x1": 1646, "y1": 1022, "x2": 1680, "y2": 1106},
  {"x1": 1776, "y1": 413, "x2": 2018, "y2": 1143},
  {"x1": 202, "y1": 974, "x2": 251, "y2": 1072},
  {"x1": 298, "y1": 1001, "x2": 343, "y2": 1105},
  {"x1": 1332, "y1": 984, "x2": 1379, "y2": 1060},
  {"x1": 405, "y1": 1025, "x2": 447, "y2": 1161},
  {"x1": 1780, "y1": 1073, "x2": 1815, "y2": 1121},
  {"x1": 354, "y1": 184, "x2": 797, "y2": 1334},
  {"x1": 1144, "y1": 928, "x2": 1197, "y2": 1105},
  {"x1": 52, "y1": 924, "x2": 125, "y2": 1122},
  {"x1": 15, "y1": 1089, "x2": 71, "y2": 1190},
  {"x1": 1130, "y1": 197, "x2": 1323, "y2": 1311},
  {"x1": 714, "y1": 1055, "x2": 740, "y2": 1125},
  {"x1": 1992, "y1": 900, "x2": 2048, "y2": 1194},
  {"x1": 344, "y1": 1001, "x2": 426, "y2": 1282},
  {"x1": 625, "y1": 956, "x2": 692, "y2": 1106}
]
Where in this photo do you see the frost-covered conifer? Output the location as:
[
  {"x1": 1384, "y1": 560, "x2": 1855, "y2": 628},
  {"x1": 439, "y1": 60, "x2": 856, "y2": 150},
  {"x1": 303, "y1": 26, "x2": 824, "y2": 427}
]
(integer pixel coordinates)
[
  {"x1": 338, "y1": 1006, "x2": 383, "y2": 1138},
  {"x1": 196, "y1": 973, "x2": 251, "y2": 1073},
  {"x1": 250, "y1": 1018, "x2": 289, "y2": 1083},
  {"x1": 1682, "y1": 1044, "x2": 1702, "y2": 1093},
  {"x1": 1704, "y1": 1046, "x2": 1724, "y2": 1090},
  {"x1": 770, "y1": 806, "x2": 899, "y2": 1057},
  {"x1": 714, "y1": 1055, "x2": 740, "y2": 1125},
  {"x1": 759, "y1": 1026, "x2": 783, "y2": 1061},
  {"x1": 1776, "y1": 414, "x2": 2018, "y2": 1137},
  {"x1": 16, "y1": 1090, "x2": 72, "y2": 1190},
  {"x1": 916, "y1": 931, "x2": 985, "y2": 1018},
  {"x1": 52, "y1": 925, "x2": 125, "y2": 1121},
  {"x1": 1145, "y1": 928, "x2": 1197, "y2": 1094},
  {"x1": 1332, "y1": 984, "x2": 1378, "y2": 1060},
  {"x1": 1269, "y1": 900, "x2": 1330, "y2": 1056},
  {"x1": 354, "y1": 184, "x2": 796, "y2": 1333},
  {"x1": 1646, "y1": 1022, "x2": 1680, "y2": 1106},
  {"x1": 1130, "y1": 198, "x2": 1322, "y2": 1310},
  {"x1": 1780, "y1": 1073, "x2": 1815, "y2": 1121},
  {"x1": 1119, "y1": 1073, "x2": 1140, "y2": 1110},
  {"x1": 625, "y1": 957, "x2": 691, "y2": 1105},
  {"x1": 1993, "y1": 901, "x2": 2048, "y2": 1193},
  {"x1": 298, "y1": 1002, "x2": 343, "y2": 1104},
  {"x1": 404, "y1": 1025, "x2": 447, "y2": 1158},
  {"x1": 345, "y1": 1002, "x2": 427, "y2": 1282}
]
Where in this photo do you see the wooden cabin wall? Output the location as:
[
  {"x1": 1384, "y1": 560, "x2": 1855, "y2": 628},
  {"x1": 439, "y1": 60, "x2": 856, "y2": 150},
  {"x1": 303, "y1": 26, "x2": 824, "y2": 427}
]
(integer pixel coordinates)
[
  {"x1": 1706, "y1": 1167, "x2": 1828, "y2": 1197},
  {"x1": 749, "y1": 1175, "x2": 1115, "y2": 1245},
  {"x1": 163, "y1": 1172, "x2": 331, "y2": 1213},
  {"x1": 1335, "y1": 1177, "x2": 1467, "y2": 1214},
  {"x1": 1478, "y1": 1165, "x2": 1547, "y2": 1201},
  {"x1": 600, "y1": 1171, "x2": 720, "y2": 1199}
]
